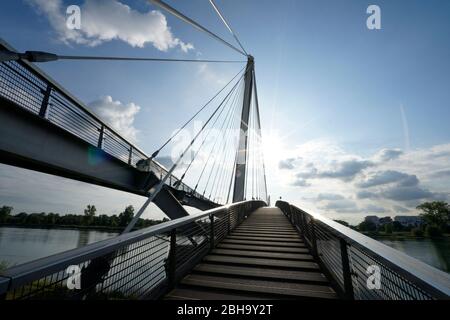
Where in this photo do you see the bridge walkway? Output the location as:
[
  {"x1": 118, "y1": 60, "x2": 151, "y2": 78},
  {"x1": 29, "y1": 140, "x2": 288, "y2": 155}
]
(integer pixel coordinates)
[{"x1": 165, "y1": 207, "x2": 338, "y2": 300}]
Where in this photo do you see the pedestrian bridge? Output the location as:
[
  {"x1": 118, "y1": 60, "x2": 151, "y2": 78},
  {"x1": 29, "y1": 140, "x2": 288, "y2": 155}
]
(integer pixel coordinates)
[
  {"x1": 1, "y1": 200, "x2": 449, "y2": 300},
  {"x1": 1, "y1": 0, "x2": 450, "y2": 301}
]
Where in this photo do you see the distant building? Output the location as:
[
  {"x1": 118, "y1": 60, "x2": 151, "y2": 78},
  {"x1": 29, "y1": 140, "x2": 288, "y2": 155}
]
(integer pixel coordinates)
[
  {"x1": 379, "y1": 216, "x2": 393, "y2": 226},
  {"x1": 364, "y1": 216, "x2": 380, "y2": 226},
  {"x1": 394, "y1": 216, "x2": 423, "y2": 227}
]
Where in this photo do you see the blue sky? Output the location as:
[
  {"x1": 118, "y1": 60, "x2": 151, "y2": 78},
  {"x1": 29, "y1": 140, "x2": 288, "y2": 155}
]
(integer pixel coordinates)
[{"x1": 0, "y1": 0, "x2": 450, "y2": 223}]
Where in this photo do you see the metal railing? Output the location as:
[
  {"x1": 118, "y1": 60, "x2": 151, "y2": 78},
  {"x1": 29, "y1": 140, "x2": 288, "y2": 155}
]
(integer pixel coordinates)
[
  {"x1": 276, "y1": 201, "x2": 450, "y2": 300},
  {"x1": 0, "y1": 39, "x2": 204, "y2": 200},
  {"x1": 0, "y1": 200, "x2": 266, "y2": 300}
]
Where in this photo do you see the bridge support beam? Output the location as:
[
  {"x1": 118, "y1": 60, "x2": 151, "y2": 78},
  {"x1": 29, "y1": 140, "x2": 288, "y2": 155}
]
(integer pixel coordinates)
[
  {"x1": 0, "y1": 98, "x2": 213, "y2": 218},
  {"x1": 232, "y1": 56, "x2": 254, "y2": 203}
]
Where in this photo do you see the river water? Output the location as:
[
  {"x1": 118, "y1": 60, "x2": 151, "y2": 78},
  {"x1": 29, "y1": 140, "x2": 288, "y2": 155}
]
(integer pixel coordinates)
[
  {"x1": 0, "y1": 227, "x2": 449, "y2": 274},
  {"x1": 0, "y1": 227, "x2": 118, "y2": 267}
]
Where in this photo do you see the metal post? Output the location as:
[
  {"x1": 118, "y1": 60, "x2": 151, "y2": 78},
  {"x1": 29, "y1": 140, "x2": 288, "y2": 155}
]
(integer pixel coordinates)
[
  {"x1": 301, "y1": 211, "x2": 308, "y2": 237},
  {"x1": 340, "y1": 238, "x2": 355, "y2": 300},
  {"x1": 210, "y1": 214, "x2": 215, "y2": 250},
  {"x1": 310, "y1": 218, "x2": 319, "y2": 257},
  {"x1": 97, "y1": 125, "x2": 105, "y2": 148},
  {"x1": 232, "y1": 56, "x2": 254, "y2": 203},
  {"x1": 128, "y1": 146, "x2": 133, "y2": 165},
  {"x1": 39, "y1": 84, "x2": 52, "y2": 118},
  {"x1": 168, "y1": 229, "x2": 177, "y2": 288}
]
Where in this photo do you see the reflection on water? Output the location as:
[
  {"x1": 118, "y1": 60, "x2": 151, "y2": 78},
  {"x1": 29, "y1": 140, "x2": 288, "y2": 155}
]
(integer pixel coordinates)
[
  {"x1": 1, "y1": 227, "x2": 449, "y2": 276},
  {"x1": 0, "y1": 227, "x2": 118, "y2": 267},
  {"x1": 378, "y1": 238, "x2": 450, "y2": 273}
]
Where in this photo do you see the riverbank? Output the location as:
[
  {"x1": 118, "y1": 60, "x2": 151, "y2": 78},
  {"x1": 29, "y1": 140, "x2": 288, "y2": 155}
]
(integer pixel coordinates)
[
  {"x1": 0, "y1": 223, "x2": 124, "y2": 232},
  {"x1": 361, "y1": 231, "x2": 450, "y2": 241}
]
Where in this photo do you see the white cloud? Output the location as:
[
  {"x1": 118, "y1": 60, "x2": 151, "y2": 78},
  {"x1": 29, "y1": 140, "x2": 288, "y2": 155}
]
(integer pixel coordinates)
[
  {"x1": 319, "y1": 199, "x2": 359, "y2": 213},
  {"x1": 27, "y1": 0, "x2": 194, "y2": 52},
  {"x1": 318, "y1": 159, "x2": 374, "y2": 181},
  {"x1": 279, "y1": 157, "x2": 301, "y2": 170},
  {"x1": 88, "y1": 96, "x2": 140, "y2": 142},
  {"x1": 317, "y1": 193, "x2": 345, "y2": 201},
  {"x1": 363, "y1": 204, "x2": 389, "y2": 214},
  {"x1": 373, "y1": 148, "x2": 403, "y2": 162},
  {"x1": 197, "y1": 64, "x2": 227, "y2": 86},
  {"x1": 356, "y1": 170, "x2": 419, "y2": 188},
  {"x1": 275, "y1": 139, "x2": 450, "y2": 223}
]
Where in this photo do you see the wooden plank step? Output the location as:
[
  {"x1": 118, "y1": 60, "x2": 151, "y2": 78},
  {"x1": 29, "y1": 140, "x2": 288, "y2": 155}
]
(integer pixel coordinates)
[
  {"x1": 222, "y1": 239, "x2": 306, "y2": 248},
  {"x1": 236, "y1": 228, "x2": 297, "y2": 234},
  {"x1": 242, "y1": 219, "x2": 290, "y2": 222},
  {"x1": 239, "y1": 224, "x2": 294, "y2": 229},
  {"x1": 242, "y1": 220, "x2": 292, "y2": 227},
  {"x1": 235, "y1": 228, "x2": 297, "y2": 234},
  {"x1": 193, "y1": 263, "x2": 330, "y2": 284},
  {"x1": 165, "y1": 288, "x2": 270, "y2": 300},
  {"x1": 226, "y1": 235, "x2": 303, "y2": 243},
  {"x1": 231, "y1": 232, "x2": 301, "y2": 239},
  {"x1": 181, "y1": 274, "x2": 338, "y2": 299},
  {"x1": 211, "y1": 248, "x2": 314, "y2": 261},
  {"x1": 236, "y1": 228, "x2": 297, "y2": 233},
  {"x1": 237, "y1": 225, "x2": 296, "y2": 230},
  {"x1": 217, "y1": 243, "x2": 309, "y2": 253},
  {"x1": 203, "y1": 255, "x2": 319, "y2": 270}
]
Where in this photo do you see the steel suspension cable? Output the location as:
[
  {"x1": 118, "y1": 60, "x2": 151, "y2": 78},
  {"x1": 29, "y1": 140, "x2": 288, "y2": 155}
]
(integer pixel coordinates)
[
  {"x1": 209, "y1": 85, "x2": 243, "y2": 201},
  {"x1": 208, "y1": 0, "x2": 248, "y2": 56},
  {"x1": 0, "y1": 49, "x2": 246, "y2": 64},
  {"x1": 194, "y1": 79, "x2": 243, "y2": 193},
  {"x1": 211, "y1": 117, "x2": 240, "y2": 202},
  {"x1": 202, "y1": 81, "x2": 244, "y2": 197},
  {"x1": 151, "y1": 67, "x2": 245, "y2": 159},
  {"x1": 252, "y1": 68, "x2": 268, "y2": 201},
  {"x1": 123, "y1": 73, "x2": 243, "y2": 232},
  {"x1": 149, "y1": 0, "x2": 246, "y2": 56},
  {"x1": 174, "y1": 75, "x2": 242, "y2": 188}
]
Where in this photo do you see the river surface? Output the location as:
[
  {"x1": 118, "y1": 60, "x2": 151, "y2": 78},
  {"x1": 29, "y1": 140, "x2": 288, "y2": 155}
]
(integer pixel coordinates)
[
  {"x1": 377, "y1": 237, "x2": 450, "y2": 273},
  {"x1": 0, "y1": 227, "x2": 449, "y2": 274},
  {"x1": 0, "y1": 227, "x2": 118, "y2": 267}
]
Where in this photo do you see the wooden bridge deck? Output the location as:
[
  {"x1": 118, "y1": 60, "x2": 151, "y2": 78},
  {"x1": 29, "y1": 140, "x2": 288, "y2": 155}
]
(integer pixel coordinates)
[{"x1": 165, "y1": 207, "x2": 338, "y2": 300}]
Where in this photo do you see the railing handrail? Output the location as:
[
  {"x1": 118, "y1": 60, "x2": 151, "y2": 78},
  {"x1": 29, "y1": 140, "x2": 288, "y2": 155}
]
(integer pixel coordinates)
[
  {"x1": 0, "y1": 38, "x2": 201, "y2": 199},
  {"x1": 0, "y1": 200, "x2": 264, "y2": 293},
  {"x1": 277, "y1": 201, "x2": 450, "y2": 298}
]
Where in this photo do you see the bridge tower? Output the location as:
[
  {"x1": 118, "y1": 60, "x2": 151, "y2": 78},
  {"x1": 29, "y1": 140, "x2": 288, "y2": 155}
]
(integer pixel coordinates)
[{"x1": 232, "y1": 56, "x2": 254, "y2": 202}]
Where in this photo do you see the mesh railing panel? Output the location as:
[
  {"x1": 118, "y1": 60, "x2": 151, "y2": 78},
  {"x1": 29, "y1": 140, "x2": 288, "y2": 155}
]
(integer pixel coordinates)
[
  {"x1": 1, "y1": 200, "x2": 266, "y2": 300},
  {"x1": 0, "y1": 54, "x2": 204, "y2": 200},
  {"x1": 276, "y1": 201, "x2": 448, "y2": 300}
]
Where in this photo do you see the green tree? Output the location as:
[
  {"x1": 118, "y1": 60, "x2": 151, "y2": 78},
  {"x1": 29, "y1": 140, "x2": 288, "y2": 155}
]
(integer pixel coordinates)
[
  {"x1": 83, "y1": 205, "x2": 97, "y2": 225},
  {"x1": 384, "y1": 223, "x2": 393, "y2": 234},
  {"x1": 411, "y1": 227, "x2": 424, "y2": 237},
  {"x1": 0, "y1": 206, "x2": 13, "y2": 223},
  {"x1": 425, "y1": 225, "x2": 442, "y2": 238},
  {"x1": 358, "y1": 221, "x2": 377, "y2": 232},
  {"x1": 392, "y1": 221, "x2": 403, "y2": 232},
  {"x1": 417, "y1": 201, "x2": 449, "y2": 232},
  {"x1": 119, "y1": 206, "x2": 135, "y2": 227}
]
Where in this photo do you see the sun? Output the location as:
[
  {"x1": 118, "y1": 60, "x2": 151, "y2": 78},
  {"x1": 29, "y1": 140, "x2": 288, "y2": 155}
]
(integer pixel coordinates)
[{"x1": 260, "y1": 129, "x2": 289, "y2": 168}]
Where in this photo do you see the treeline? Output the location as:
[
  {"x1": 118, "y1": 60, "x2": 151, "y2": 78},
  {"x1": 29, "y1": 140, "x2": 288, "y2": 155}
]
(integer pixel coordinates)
[
  {"x1": 335, "y1": 201, "x2": 450, "y2": 238},
  {"x1": 0, "y1": 205, "x2": 168, "y2": 231}
]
